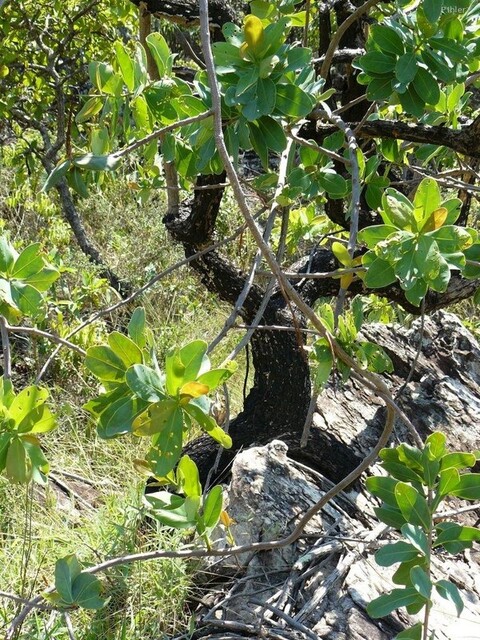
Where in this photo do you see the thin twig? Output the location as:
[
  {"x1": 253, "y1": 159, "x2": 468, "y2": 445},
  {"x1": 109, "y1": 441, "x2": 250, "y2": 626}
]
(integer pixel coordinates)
[
  {"x1": 112, "y1": 110, "x2": 213, "y2": 160},
  {"x1": 0, "y1": 316, "x2": 12, "y2": 380},
  {"x1": 6, "y1": 324, "x2": 86, "y2": 356},
  {"x1": 320, "y1": 0, "x2": 382, "y2": 79}
]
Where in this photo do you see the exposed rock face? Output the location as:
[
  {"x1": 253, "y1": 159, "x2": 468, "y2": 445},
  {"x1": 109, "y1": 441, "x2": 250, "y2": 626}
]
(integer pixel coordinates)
[{"x1": 189, "y1": 313, "x2": 480, "y2": 639}]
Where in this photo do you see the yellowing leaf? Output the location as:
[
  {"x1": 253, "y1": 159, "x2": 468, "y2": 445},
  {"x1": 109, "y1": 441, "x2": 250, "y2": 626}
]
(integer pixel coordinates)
[
  {"x1": 340, "y1": 273, "x2": 354, "y2": 289},
  {"x1": 243, "y1": 15, "x2": 264, "y2": 55},
  {"x1": 332, "y1": 242, "x2": 352, "y2": 267},
  {"x1": 220, "y1": 510, "x2": 235, "y2": 527},
  {"x1": 422, "y1": 207, "x2": 448, "y2": 232},
  {"x1": 179, "y1": 382, "x2": 209, "y2": 398}
]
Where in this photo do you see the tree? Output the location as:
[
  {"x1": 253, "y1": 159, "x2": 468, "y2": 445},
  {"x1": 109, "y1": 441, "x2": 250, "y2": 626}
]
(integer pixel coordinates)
[
  {"x1": 1, "y1": 0, "x2": 480, "y2": 636},
  {"x1": 50, "y1": 0, "x2": 479, "y2": 482}
]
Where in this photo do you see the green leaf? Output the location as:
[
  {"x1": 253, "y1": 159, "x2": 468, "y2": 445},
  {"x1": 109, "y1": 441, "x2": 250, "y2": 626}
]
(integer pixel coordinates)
[
  {"x1": 184, "y1": 403, "x2": 232, "y2": 449},
  {"x1": 148, "y1": 406, "x2": 184, "y2": 476},
  {"x1": 366, "y1": 476, "x2": 399, "y2": 508},
  {"x1": 434, "y1": 523, "x2": 480, "y2": 549},
  {"x1": 274, "y1": 83, "x2": 313, "y2": 118},
  {"x1": 412, "y1": 67, "x2": 440, "y2": 106},
  {"x1": 318, "y1": 171, "x2": 348, "y2": 198},
  {"x1": 115, "y1": 41, "x2": 134, "y2": 91},
  {"x1": 202, "y1": 485, "x2": 223, "y2": 530},
  {"x1": 423, "y1": 0, "x2": 443, "y2": 23},
  {"x1": 71, "y1": 154, "x2": 120, "y2": 172},
  {"x1": 71, "y1": 573, "x2": 105, "y2": 609},
  {"x1": 355, "y1": 51, "x2": 397, "y2": 76},
  {"x1": 41, "y1": 160, "x2": 72, "y2": 193},
  {"x1": 401, "y1": 524, "x2": 429, "y2": 556},
  {"x1": 440, "y1": 452, "x2": 476, "y2": 470},
  {"x1": 5, "y1": 437, "x2": 28, "y2": 483},
  {"x1": 165, "y1": 348, "x2": 186, "y2": 395},
  {"x1": 395, "y1": 53, "x2": 417, "y2": 84},
  {"x1": 375, "y1": 541, "x2": 420, "y2": 567},
  {"x1": 367, "y1": 587, "x2": 423, "y2": 618},
  {"x1": 10, "y1": 282, "x2": 44, "y2": 318},
  {"x1": 381, "y1": 189, "x2": 414, "y2": 229},
  {"x1": 0, "y1": 237, "x2": 18, "y2": 273},
  {"x1": 55, "y1": 555, "x2": 82, "y2": 604},
  {"x1": 126, "y1": 365, "x2": 166, "y2": 402},
  {"x1": 367, "y1": 76, "x2": 393, "y2": 101},
  {"x1": 399, "y1": 84, "x2": 425, "y2": 118},
  {"x1": 257, "y1": 116, "x2": 287, "y2": 153},
  {"x1": 179, "y1": 340, "x2": 209, "y2": 382},
  {"x1": 196, "y1": 364, "x2": 237, "y2": 390},
  {"x1": 128, "y1": 307, "x2": 146, "y2": 348},
  {"x1": 133, "y1": 399, "x2": 177, "y2": 437},
  {"x1": 177, "y1": 455, "x2": 202, "y2": 498},
  {"x1": 437, "y1": 467, "x2": 460, "y2": 497},
  {"x1": 395, "y1": 623, "x2": 422, "y2": 640},
  {"x1": 98, "y1": 394, "x2": 146, "y2": 439},
  {"x1": 85, "y1": 346, "x2": 126, "y2": 383},
  {"x1": 410, "y1": 565, "x2": 431, "y2": 599},
  {"x1": 370, "y1": 25, "x2": 404, "y2": 56},
  {"x1": 358, "y1": 225, "x2": 398, "y2": 249},
  {"x1": 450, "y1": 473, "x2": 480, "y2": 500},
  {"x1": 10, "y1": 244, "x2": 43, "y2": 279},
  {"x1": 425, "y1": 432, "x2": 446, "y2": 460},
  {"x1": 374, "y1": 504, "x2": 407, "y2": 529},
  {"x1": 364, "y1": 257, "x2": 397, "y2": 288},
  {"x1": 256, "y1": 77, "x2": 276, "y2": 117},
  {"x1": 312, "y1": 341, "x2": 333, "y2": 390},
  {"x1": 435, "y1": 579, "x2": 464, "y2": 617},
  {"x1": 394, "y1": 483, "x2": 431, "y2": 530},
  {"x1": 76, "y1": 97, "x2": 103, "y2": 124},
  {"x1": 146, "y1": 33, "x2": 171, "y2": 77},
  {"x1": 8, "y1": 386, "x2": 48, "y2": 426},
  {"x1": 108, "y1": 332, "x2": 143, "y2": 369},
  {"x1": 414, "y1": 178, "x2": 441, "y2": 228}
]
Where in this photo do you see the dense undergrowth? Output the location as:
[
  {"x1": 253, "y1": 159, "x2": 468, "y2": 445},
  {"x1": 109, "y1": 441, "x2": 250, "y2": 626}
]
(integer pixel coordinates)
[{"x1": 0, "y1": 168, "x2": 252, "y2": 639}]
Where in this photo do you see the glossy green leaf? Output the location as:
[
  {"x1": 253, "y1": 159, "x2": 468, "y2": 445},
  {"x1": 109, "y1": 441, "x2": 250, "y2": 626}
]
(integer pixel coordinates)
[
  {"x1": 184, "y1": 403, "x2": 232, "y2": 449},
  {"x1": 437, "y1": 467, "x2": 460, "y2": 496},
  {"x1": 72, "y1": 573, "x2": 105, "y2": 609},
  {"x1": 274, "y1": 83, "x2": 313, "y2": 118},
  {"x1": 11, "y1": 282, "x2": 44, "y2": 318},
  {"x1": 5, "y1": 437, "x2": 28, "y2": 483},
  {"x1": 395, "y1": 623, "x2": 422, "y2": 640},
  {"x1": 132, "y1": 399, "x2": 177, "y2": 437},
  {"x1": 450, "y1": 473, "x2": 480, "y2": 500},
  {"x1": 126, "y1": 365, "x2": 166, "y2": 402},
  {"x1": 374, "y1": 504, "x2": 407, "y2": 529},
  {"x1": 312, "y1": 341, "x2": 333, "y2": 390},
  {"x1": 76, "y1": 97, "x2": 103, "y2": 124},
  {"x1": 440, "y1": 452, "x2": 476, "y2": 470},
  {"x1": 401, "y1": 524, "x2": 429, "y2": 556},
  {"x1": 0, "y1": 237, "x2": 18, "y2": 273},
  {"x1": 434, "y1": 523, "x2": 480, "y2": 549},
  {"x1": 364, "y1": 257, "x2": 397, "y2": 288},
  {"x1": 370, "y1": 25, "x2": 404, "y2": 56},
  {"x1": 98, "y1": 394, "x2": 146, "y2": 439},
  {"x1": 356, "y1": 51, "x2": 397, "y2": 76},
  {"x1": 179, "y1": 340, "x2": 209, "y2": 383},
  {"x1": 435, "y1": 579, "x2": 464, "y2": 617},
  {"x1": 85, "y1": 346, "x2": 126, "y2": 383},
  {"x1": 128, "y1": 307, "x2": 146, "y2": 348},
  {"x1": 177, "y1": 455, "x2": 202, "y2": 498},
  {"x1": 425, "y1": 432, "x2": 446, "y2": 460},
  {"x1": 148, "y1": 406, "x2": 184, "y2": 476},
  {"x1": 395, "y1": 53, "x2": 417, "y2": 84},
  {"x1": 71, "y1": 153, "x2": 121, "y2": 172},
  {"x1": 366, "y1": 476, "x2": 399, "y2": 508},
  {"x1": 256, "y1": 77, "x2": 276, "y2": 116},
  {"x1": 108, "y1": 332, "x2": 143, "y2": 369},
  {"x1": 165, "y1": 348, "x2": 186, "y2": 395},
  {"x1": 202, "y1": 485, "x2": 223, "y2": 530},
  {"x1": 146, "y1": 33, "x2": 171, "y2": 77},
  {"x1": 10, "y1": 244, "x2": 43, "y2": 279},
  {"x1": 375, "y1": 542, "x2": 420, "y2": 567},
  {"x1": 410, "y1": 565, "x2": 431, "y2": 599},
  {"x1": 394, "y1": 483, "x2": 431, "y2": 530},
  {"x1": 257, "y1": 116, "x2": 287, "y2": 153},
  {"x1": 367, "y1": 587, "x2": 423, "y2": 618},
  {"x1": 196, "y1": 363, "x2": 237, "y2": 390},
  {"x1": 115, "y1": 41, "x2": 134, "y2": 91},
  {"x1": 55, "y1": 555, "x2": 82, "y2": 604},
  {"x1": 399, "y1": 84, "x2": 425, "y2": 118},
  {"x1": 423, "y1": 0, "x2": 443, "y2": 23},
  {"x1": 412, "y1": 67, "x2": 440, "y2": 106},
  {"x1": 358, "y1": 225, "x2": 398, "y2": 248}
]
